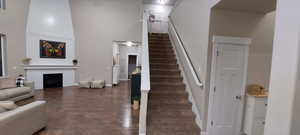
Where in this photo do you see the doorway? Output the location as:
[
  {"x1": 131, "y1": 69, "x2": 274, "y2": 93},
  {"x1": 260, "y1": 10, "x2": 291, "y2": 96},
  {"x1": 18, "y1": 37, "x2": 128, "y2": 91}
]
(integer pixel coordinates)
[
  {"x1": 112, "y1": 41, "x2": 141, "y2": 82},
  {"x1": 128, "y1": 55, "x2": 138, "y2": 79},
  {"x1": 207, "y1": 36, "x2": 251, "y2": 135}
]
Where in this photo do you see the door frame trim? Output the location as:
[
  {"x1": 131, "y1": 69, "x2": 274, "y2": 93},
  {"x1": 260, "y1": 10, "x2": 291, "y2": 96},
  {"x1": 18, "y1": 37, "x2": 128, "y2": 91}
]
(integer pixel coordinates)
[
  {"x1": 126, "y1": 53, "x2": 139, "y2": 79},
  {"x1": 207, "y1": 36, "x2": 252, "y2": 135}
]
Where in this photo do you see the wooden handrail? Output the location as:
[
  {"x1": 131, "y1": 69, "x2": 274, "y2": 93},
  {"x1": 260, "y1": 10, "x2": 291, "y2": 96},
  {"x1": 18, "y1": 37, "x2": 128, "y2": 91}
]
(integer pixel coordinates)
[{"x1": 169, "y1": 17, "x2": 203, "y2": 87}]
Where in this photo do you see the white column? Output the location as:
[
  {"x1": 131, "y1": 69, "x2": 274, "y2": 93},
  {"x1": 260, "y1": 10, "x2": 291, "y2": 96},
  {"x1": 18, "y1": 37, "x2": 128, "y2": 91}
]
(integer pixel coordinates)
[
  {"x1": 139, "y1": 91, "x2": 149, "y2": 135},
  {"x1": 264, "y1": 0, "x2": 300, "y2": 135}
]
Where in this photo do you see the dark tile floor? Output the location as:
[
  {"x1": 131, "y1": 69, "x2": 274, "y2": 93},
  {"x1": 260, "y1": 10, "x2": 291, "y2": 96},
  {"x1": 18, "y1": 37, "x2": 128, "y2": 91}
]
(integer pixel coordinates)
[{"x1": 27, "y1": 82, "x2": 139, "y2": 135}]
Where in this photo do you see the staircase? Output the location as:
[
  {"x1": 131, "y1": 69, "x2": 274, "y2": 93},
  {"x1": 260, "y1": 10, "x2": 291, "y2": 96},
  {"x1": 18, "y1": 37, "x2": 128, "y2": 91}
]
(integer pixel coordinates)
[{"x1": 147, "y1": 33, "x2": 200, "y2": 135}]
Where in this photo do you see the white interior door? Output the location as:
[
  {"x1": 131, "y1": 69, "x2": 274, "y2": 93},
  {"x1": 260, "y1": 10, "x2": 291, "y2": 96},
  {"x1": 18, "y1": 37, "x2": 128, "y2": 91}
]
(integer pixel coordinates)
[{"x1": 208, "y1": 36, "x2": 251, "y2": 135}]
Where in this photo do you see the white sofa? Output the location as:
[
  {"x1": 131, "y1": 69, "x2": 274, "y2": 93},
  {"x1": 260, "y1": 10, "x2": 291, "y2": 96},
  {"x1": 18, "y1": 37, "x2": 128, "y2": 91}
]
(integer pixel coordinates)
[
  {"x1": 0, "y1": 101, "x2": 47, "y2": 135},
  {"x1": 0, "y1": 81, "x2": 35, "y2": 102}
]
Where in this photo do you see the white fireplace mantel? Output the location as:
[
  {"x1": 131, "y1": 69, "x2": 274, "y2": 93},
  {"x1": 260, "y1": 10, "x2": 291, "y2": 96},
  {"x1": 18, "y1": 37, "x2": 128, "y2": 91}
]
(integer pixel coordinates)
[
  {"x1": 24, "y1": 65, "x2": 79, "y2": 70},
  {"x1": 24, "y1": 65, "x2": 78, "y2": 89}
]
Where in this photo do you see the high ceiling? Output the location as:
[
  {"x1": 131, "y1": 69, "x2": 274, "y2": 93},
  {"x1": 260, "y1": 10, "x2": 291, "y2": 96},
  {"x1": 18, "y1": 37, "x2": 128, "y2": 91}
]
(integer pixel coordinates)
[
  {"x1": 143, "y1": 0, "x2": 177, "y2": 6},
  {"x1": 214, "y1": 0, "x2": 277, "y2": 13}
]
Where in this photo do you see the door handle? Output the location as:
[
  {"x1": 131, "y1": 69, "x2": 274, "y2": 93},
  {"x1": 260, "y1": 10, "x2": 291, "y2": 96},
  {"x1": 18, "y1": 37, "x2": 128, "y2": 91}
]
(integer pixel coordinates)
[{"x1": 235, "y1": 95, "x2": 242, "y2": 100}]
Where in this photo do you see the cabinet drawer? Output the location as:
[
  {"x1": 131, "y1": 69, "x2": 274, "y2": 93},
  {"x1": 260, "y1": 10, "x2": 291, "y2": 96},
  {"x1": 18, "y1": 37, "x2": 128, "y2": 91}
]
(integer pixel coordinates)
[{"x1": 254, "y1": 99, "x2": 268, "y2": 118}]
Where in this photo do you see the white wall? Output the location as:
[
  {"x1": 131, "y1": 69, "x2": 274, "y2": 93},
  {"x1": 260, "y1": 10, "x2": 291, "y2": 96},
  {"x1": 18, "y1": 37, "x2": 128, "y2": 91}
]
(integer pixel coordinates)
[
  {"x1": 171, "y1": 0, "x2": 210, "y2": 82},
  {"x1": 26, "y1": 0, "x2": 75, "y2": 65},
  {"x1": 144, "y1": 4, "x2": 173, "y2": 33},
  {"x1": 248, "y1": 12, "x2": 275, "y2": 88},
  {"x1": 209, "y1": 9, "x2": 275, "y2": 89},
  {"x1": 264, "y1": 0, "x2": 300, "y2": 134},
  {"x1": 0, "y1": 0, "x2": 30, "y2": 77},
  {"x1": 70, "y1": 0, "x2": 142, "y2": 84},
  {"x1": 168, "y1": 0, "x2": 300, "y2": 134},
  {"x1": 170, "y1": 0, "x2": 276, "y2": 131},
  {"x1": 247, "y1": 52, "x2": 273, "y2": 88},
  {"x1": 170, "y1": 0, "x2": 211, "y2": 130},
  {"x1": 292, "y1": 52, "x2": 300, "y2": 135}
]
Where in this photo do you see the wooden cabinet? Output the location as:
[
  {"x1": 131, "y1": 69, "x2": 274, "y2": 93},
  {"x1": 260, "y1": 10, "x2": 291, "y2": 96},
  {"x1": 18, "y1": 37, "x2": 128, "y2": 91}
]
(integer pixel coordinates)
[
  {"x1": 243, "y1": 95, "x2": 268, "y2": 135},
  {"x1": 130, "y1": 73, "x2": 141, "y2": 104}
]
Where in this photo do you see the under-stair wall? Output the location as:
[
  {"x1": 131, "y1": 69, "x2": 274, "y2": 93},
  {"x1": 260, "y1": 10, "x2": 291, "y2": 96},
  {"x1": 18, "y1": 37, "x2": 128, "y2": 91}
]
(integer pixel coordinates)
[
  {"x1": 168, "y1": 20, "x2": 206, "y2": 135},
  {"x1": 170, "y1": 1, "x2": 211, "y2": 132}
]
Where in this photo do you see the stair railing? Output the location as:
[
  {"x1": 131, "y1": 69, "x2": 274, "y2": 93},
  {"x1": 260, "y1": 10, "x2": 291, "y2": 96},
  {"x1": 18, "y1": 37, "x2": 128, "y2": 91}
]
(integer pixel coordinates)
[
  {"x1": 168, "y1": 17, "x2": 203, "y2": 87},
  {"x1": 139, "y1": 11, "x2": 151, "y2": 135}
]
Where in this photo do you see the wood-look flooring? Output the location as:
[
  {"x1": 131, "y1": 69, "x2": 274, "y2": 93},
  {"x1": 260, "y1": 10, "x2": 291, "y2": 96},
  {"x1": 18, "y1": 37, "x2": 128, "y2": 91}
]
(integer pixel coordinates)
[
  {"x1": 25, "y1": 82, "x2": 139, "y2": 135},
  {"x1": 16, "y1": 33, "x2": 201, "y2": 135}
]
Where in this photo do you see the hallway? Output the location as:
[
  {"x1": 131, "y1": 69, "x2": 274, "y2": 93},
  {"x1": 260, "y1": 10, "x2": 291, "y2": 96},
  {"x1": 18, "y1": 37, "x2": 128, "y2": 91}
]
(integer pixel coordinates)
[{"x1": 32, "y1": 82, "x2": 139, "y2": 135}]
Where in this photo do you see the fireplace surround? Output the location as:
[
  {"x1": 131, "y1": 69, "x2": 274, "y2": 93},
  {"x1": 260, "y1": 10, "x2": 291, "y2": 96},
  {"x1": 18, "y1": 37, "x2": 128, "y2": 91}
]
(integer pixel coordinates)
[
  {"x1": 43, "y1": 73, "x2": 63, "y2": 88},
  {"x1": 25, "y1": 65, "x2": 77, "y2": 89}
]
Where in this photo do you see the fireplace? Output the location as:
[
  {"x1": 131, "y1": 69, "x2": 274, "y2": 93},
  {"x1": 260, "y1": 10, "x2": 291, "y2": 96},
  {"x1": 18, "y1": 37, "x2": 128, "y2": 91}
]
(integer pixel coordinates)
[{"x1": 43, "y1": 73, "x2": 63, "y2": 88}]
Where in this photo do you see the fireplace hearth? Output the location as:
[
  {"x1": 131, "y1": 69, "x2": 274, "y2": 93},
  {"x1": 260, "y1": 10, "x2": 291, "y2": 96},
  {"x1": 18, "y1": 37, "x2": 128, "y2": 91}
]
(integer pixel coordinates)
[{"x1": 43, "y1": 73, "x2": 63, "y2": 88}]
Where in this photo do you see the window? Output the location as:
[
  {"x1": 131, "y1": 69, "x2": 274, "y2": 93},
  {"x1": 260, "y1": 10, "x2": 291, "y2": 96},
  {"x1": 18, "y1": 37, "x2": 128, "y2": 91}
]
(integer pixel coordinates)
[
  {"x1": 0, "y1": 34, "x2": 6, "y2": 77},
  {"x1": 0, "y1": 0, "x2": 5, "y2": 10}
]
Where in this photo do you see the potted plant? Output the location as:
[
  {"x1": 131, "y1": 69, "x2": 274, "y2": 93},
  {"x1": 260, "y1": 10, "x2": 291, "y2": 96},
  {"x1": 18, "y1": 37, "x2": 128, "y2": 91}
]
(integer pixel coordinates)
[
  {"x1": 72, "y1": 59, "x2": 78, "y2": 65},
  {"x1": 22, "y1": 58, "x2": 32, "y2": 65},
  {"x1": 132, "y1": 96, "x2": 140, "y2": 110}
]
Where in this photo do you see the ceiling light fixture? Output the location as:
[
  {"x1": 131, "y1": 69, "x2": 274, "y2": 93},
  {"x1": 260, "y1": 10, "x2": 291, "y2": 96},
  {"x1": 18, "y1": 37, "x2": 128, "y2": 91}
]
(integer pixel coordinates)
[
  {"x1": 125, "y1": 41, "x2": 134, "y2": 47},
  {"x1": 159, "y1": 0, "x2": 167, "y2": 5}
]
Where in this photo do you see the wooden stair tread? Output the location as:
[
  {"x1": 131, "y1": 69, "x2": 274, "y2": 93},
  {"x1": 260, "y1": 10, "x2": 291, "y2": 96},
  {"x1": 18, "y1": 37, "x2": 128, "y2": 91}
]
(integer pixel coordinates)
[{"x1": 147, "y1": 33, "x2": 200, "y2": 135}]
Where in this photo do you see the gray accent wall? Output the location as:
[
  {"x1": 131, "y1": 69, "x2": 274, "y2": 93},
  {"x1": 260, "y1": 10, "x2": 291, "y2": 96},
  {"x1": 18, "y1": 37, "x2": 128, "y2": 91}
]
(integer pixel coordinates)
[{"x1": 0, "y1": 0, "x2": 30, "y2": 77}]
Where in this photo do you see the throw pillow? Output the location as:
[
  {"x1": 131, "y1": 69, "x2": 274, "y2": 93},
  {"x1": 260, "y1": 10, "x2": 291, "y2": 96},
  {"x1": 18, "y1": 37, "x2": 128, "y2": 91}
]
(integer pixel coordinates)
[
  {"x1": 0, "y1": 106, "x2": 6, "y2": 113},
  {"x1": 0, "y1": 77, "x2": 16, "y2": 89},
  {"x1": 0, "y1": 101, "x2": 18, "y2": 110},
  {"x1": 16, "y1": 76, "x2": 25, "y2": 87}
]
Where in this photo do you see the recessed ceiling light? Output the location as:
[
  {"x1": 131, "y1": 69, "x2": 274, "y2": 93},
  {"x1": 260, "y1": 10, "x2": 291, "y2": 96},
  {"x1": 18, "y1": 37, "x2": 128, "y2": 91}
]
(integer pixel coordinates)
[{"x1": 46, "y1": 16, "x2": 55, "y2": 26}]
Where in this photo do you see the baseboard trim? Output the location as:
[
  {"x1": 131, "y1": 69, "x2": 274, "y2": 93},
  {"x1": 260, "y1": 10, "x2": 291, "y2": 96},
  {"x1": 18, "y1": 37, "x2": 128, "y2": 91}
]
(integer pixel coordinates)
[
  {"x1": 183, "y1": 69, "x2": 203, "y2": 129},
  {"x1": 170, "y1": 33, "x2": 203, "y2": 131},
  {"x1": 201, "y1": 131, "x2": 207, "y2": 135},
  {"x1": 64, "y1": 83, "x2": 78, "y2": 87}
]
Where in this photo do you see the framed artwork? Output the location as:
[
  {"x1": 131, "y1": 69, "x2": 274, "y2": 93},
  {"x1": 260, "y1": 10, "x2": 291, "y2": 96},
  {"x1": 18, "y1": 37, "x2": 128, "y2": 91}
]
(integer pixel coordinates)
[{"x1": 40, "y1": 40, "x2": 66, "y2": 59}]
